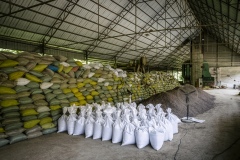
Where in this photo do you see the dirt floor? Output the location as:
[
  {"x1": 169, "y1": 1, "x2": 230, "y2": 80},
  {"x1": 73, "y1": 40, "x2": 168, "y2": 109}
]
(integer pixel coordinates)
[{"x1": 0, "y1": 89, "x2": 239, "y2": 160}]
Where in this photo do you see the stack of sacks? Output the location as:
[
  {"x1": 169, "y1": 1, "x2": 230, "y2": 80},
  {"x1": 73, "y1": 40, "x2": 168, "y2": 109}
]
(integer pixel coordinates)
[
  {"x1": 58, "y1": 102, "x2": 181, "y2": 150},
  {"x1": 0, "y1": 50, "x2": 180, "y2": 147}
]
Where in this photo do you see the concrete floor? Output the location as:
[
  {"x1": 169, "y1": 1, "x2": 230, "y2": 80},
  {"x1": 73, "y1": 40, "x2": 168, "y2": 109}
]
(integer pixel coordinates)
[{"x1": 0, "y1": 89, "x2": 239, "y2": 160}]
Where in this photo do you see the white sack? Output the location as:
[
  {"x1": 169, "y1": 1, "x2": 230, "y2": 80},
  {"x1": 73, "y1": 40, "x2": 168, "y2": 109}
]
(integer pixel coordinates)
[
  {"x1": 102, "y1": 105, "x2": 114, "y2": 141},
  {"x1": 16, "y1": 78, "x2": 30, "y2": 86},
  {"x1": 166, "y1": 108, "x2": 180, "y2": 134},
  {"x1": 135, "y1": 127, "x2": 149, "y2": 149},
  {"x1": 67, "y1": 107, "x2": 77, "y2": 135},
  {"x1": 57, "y1": 107, "x2": 68, "y2": 133},
  {"x1": 149, "y1": 127, "x2": 165, "y2": 151},
  {"x1": 112, "y1": 110, "x2": 124, "y2": 143},
  {"x1": 93, "y1": 110, "x2": 104, "y2": 139},
  {"x1": 40, "y1": 82, "x2": 53, "y2": 89}
]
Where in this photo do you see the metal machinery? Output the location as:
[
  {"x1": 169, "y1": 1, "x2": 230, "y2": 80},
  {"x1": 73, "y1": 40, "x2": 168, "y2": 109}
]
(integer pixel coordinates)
[{"x1": 202, "y1": 62, "x2": 214, "y2": 87}]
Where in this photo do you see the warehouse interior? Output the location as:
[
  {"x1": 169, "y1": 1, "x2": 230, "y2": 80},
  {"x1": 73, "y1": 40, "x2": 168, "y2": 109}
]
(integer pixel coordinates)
[{"x1": 0, "y1": 0, "x2": 239, "y2": 159}]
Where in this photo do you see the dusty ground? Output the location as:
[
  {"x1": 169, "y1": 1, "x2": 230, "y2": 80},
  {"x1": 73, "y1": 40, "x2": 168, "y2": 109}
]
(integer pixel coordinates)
[{"x1": 0, "y1": 89, "x2": 239, "y2": 160}]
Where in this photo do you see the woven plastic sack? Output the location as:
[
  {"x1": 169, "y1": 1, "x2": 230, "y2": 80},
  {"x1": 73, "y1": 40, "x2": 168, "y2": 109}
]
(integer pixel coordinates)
[
  {"x1": 27, "y1": 131, "x2": 43, "y2": 139},
  {"x1": 41, "y1": 123, "x2": 55, "y2": 129},
  {"x1": 67, "y1": 107, "x2": 77, "y2": 135},
  {"x1": 24, "y1": 119, "x2": 40, "y2": 129},
  {"x1": 0, "y1": 99, "x2": 19, "y2": 107},
  {"x1": 32, "y1": 64, "x2": 48, "y2": 72},
  {"x1": 0, "y1": 139, "x2": 9, "y2": 147},
  {"x1": 1, "y1": 106, "x2": 19, "y2": 114},
  {"x1": 17, "y1": 91, "x2": 31, "y2": 98},
  {"x1": 102, "y1": 105, "x2": 115, "y2": 141},
  {"x1": 42, "y1": 127, "x2": 57, "y2": 135},
  {"x1": 166, "y1": 108, "x2": 180, "y2": 134},
  {"x1": 5, "y1": 128, "x2": 25, "y2": 137},
  {"x1": 37, "y1": 106, "x2": 50, "y2": 113},
  {"x1": 73, "y1": 107, "x2": 86, "y2": 136},
  {"x1": 135, "y1": 126, "x2": 149, "y2": 149},
  {"x1": 38, "y1": 111, "x2": 50, "y2": 119},
  {"x1": 0, "y1": 86, "x2": 16, "y2": 94},
  {"x1": 25, "y1": 125, "x2": 42, "y2": 135},
  {"x1": 21, "y1": 109, "x2": 38, "y2": 116},
  {"x1": 16, "y1": 78, "x2": 30, "y2": 86},
  {"x1": 40, "y1": 117, "x2": 52, "y2": 126},
  {"x1": 19, "y1": 104, "x2": 36, "y2": 111},
  {"x1": 9, "y1": 71, "x2": 25, "y2": 80},
  {"x1": 40, "y1": 82, "x2": 53, "y2": 89},
  {"x1": 22, "y1": 115, "x2": 38, "y2": 122},
  {"x1": 9, "y1": 133, "x2": 27, "y2": 144},
  {"x1": 93, "y1": 110, "x2": 104, "y2": 139},
  {"x1": 149, "y1": 126, "x2": 165, "y2": 151},
  {"x1": 112, "y1": 110, "x2": 124, "y2": 143},
  {"x1": 18, "y1": 97, "x2": 33, "y2": 105},
  {"x1": 5, "y1": 122, "x2": 23, "y2": 131},
  {"x1": 25, "y1": 73, "x2": 42, "y2": 83},
  {"x1": 57, "y1": 107, "x2": 68, "y2": 133},
  {"x1": 0, "y1": 59, "x2": 18, "y2": 68}
]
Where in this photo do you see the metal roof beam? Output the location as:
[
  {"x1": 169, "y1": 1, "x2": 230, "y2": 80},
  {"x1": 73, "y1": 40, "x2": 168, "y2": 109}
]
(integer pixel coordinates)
[
  {"x1": 0, "y1": 0, "x2": 55, "y2": 19},
  {"x1": 41, "y1": 0, "x2": 79, "y2": 45}
]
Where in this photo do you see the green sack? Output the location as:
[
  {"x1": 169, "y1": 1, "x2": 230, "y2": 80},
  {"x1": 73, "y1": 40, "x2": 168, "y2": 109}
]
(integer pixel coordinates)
[
  {"x1": 0, "y1": 138, "x2": 9, "y2": 147},
  {"x1": 26, "y1": 82, "x2": 40, "y2": 88},
  {"x1": 3, "y1": 112, "x2": 20, "y2": 119},
  {"x1": 38, "y1": 111, "x2": 50, "y2": 119},
  {"x1": 30, "y1": 88, "x2": 43, "y2": 95},
  {"x1": 18, "y1": 97, "x2": 33, "y2": 105},
  {"x1": 42, "y1": 127, "x2": 57, "y2": 135},
  {"x1": 9, "y1": 133, "x2": 27, "y2": 144},
  {"x1": 21, "y1": 115, "x2": 38, "y2": 122},
  {"x1": 5, "y1": 122, "x2": 23, "y2": 131}
]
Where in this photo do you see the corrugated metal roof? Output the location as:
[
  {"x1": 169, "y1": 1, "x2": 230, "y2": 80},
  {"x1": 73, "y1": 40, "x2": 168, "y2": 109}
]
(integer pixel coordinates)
[{"x1": 2, "y1": 0, "x2": 228, "y2": 69}]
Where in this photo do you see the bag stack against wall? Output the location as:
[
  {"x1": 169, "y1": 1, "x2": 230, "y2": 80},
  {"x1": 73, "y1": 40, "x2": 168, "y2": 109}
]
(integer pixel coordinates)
[{"x1": 0, "y1": 51, "x2": 179, "y2": 147}]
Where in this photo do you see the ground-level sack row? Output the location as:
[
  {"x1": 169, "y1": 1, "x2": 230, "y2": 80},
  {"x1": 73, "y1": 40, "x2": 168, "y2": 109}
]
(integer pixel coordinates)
[{"x1": 57, "y1": 102, "x2": 181, "y2": 151}]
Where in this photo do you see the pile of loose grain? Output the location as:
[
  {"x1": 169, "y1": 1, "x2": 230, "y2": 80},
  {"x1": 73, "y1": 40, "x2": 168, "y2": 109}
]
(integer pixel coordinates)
[{"x1": 139, "y1": 85, "x2": 215, "y2": 117}]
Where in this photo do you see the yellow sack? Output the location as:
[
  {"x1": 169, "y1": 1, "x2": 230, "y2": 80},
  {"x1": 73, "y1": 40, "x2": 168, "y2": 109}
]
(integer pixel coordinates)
[
  {"x1": 0, "y1": 99, "x2": 19, "y2": 107},
  {"x1": 118, "y1": 85, "x2": 123, "y2": 89},
  {"x1": 0, "y1": 87, "x2": 16, "y2": 94},
  {"x1": 70, "y1": 102, "x2": 80, "y2": 106},
  {"x1": 9, "y1": 71, "x2": 25, "y2": 80},
  {"x1": 77, "y1": 95, "x2": 85, "y2": 101},
  {"x1": 50, "y1": 105, "x2": 61, "y2": 110},
  {"x1": 25, "y1": 73, "x2": 42, "y2": 83},
  {"x1": 75, "y1": 92, "x2": 82, "y2": 97},
  {"x1": 91, "y1": 91, "x2": 99, "y2": 96},
  {"x1": 90, "y1": 81, "x2": 97, "y2": 86},
  {"x1": 63, "y1": 66, "x2": 73, "y2": 73},
  {"x1": 58, "y1": 64, "x2": 64, "y2": 72},
  {"x1": 77, "y1": 82, "x2": 85, "y2": 88},
  {"x1": 41, "y1": 122, "x2": 55, "y2": 129},
  {"x1": 71, "y1": 88, "x2": 78, "y2": 93},
  {"x1": 0, "y1": 59, "x2": 19, "y2": 68},
  {"x1": 75, "y1": 61, "x2": 83, "y2": 67},
  {"x1": 40, "y1": 117, "x2": 53, "y2": 126},
  {"x1": 62, "y1": 88, "x2": 71, "y2": 94},
  {"x1": 24, "y1": 119, "x2": 40, "y2": 129},
  {"x1": 107, "y1": 86, "x2": 113, "y2": 90},
  {"x1": 107, "y1": 97, "x2": 113, "y2": 102},
  {"x1": 0, "y1": 128, "x2": 5, "y2": 133},
  {"x1": 32, "y1": 64, "x2": 48, "y2": 72},
  {"x1": 86, "y1": 95, "x2": 93, "y2": 100},
  {"x1": 79, "y1": 100, "x2": 87, "y2": 105},
  {"x1": 21, "y1": 109, "x2": 38, "y2": 116},
  {"x1": 83, "y1": 78, "x2": 92, "y2": 84}
]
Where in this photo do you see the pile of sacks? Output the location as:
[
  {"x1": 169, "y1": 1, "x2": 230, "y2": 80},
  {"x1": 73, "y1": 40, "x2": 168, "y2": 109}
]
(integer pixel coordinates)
[
  {"x1": 127, "y1": 71, "x2": 179, "y2": 101},
  {"x1": 0, "y1": 51, "x2": 179, "y2": 147},
  {"x1": 58, "y1": 102, "x2": 181, "y2": 150}
]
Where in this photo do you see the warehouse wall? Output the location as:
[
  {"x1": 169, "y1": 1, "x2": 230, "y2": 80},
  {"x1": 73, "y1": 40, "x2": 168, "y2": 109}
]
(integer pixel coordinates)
[
  {"x1": 209, "y1": 67, "x2": 240, "y2": 88},
  {"x1": 202, "y1": 35, "x2": 240, "y2": 67}
]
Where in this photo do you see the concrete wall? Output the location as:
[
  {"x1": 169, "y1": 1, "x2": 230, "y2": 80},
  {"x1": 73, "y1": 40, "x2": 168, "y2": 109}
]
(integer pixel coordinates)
[
  {"x1": 203, "y1": 35, "x2": 240, "y2": 67},
  {"x1": 209, "y1": 67, "x2": 240, "y2": 88}
]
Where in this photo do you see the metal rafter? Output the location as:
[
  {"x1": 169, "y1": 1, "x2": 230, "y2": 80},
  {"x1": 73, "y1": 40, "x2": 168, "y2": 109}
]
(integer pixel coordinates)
[
  {"x1": 41, "y1": 0, "x2": 79, "y2": 45},
  {"x1": 84, "y1": 0, "x2": 136, "y2": 56},
  {"x1": 0, "y1": 0, "x2": 55, "y2": 19},
  {"x1": 112, "y1": 0, "x2": 175, "y2": 60}
]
